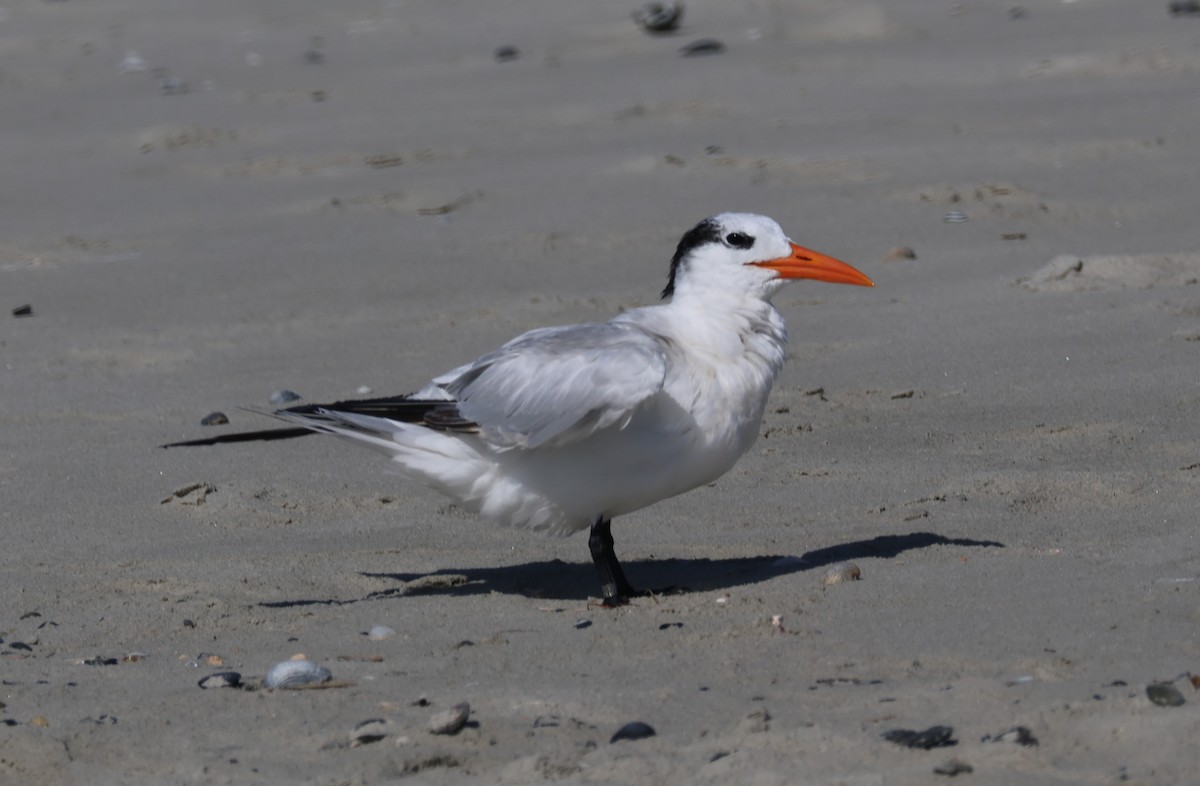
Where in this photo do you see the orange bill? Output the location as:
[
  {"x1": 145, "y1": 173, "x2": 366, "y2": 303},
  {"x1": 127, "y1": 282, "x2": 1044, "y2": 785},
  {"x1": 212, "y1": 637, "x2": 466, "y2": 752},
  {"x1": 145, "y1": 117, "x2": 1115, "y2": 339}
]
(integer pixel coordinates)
[{"x1": 751, "y1": 242, "x2": 874, "y2": 287}]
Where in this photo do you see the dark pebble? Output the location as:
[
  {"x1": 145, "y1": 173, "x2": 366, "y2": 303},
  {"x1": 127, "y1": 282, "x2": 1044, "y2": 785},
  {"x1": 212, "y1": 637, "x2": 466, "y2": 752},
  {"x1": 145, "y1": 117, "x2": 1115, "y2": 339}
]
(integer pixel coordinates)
[
  {"x1": 658, "y1": 622, "x2": 684, "y2": 630},
  {"x1": 883, "y1": 725, "x2": 956, "y2": 749},
  {"x1": 610, "y1": 721, "x2": 656, "y2": 743},
  {"x1": 1169, "y1": 0, "x2": 1200, "y2": 16},
  {"x1": 494, "y1": 45, "x2": 520, "y2": 63},
  {"x1": 574, "y1": 619, "x2": 592, "y2": 629},
  {"x1": 82, "y1": 656, "x2": 119, "y2": 666},
  {"x1": 198, "y1": 672, "x2": 242, "y2": 689},
  {"x1": 680, "y1": 39, "x2": 724, "y2": 57},
  {"x1": 9, "y1": 642, "x2": 33, "y2": 652},
  {"x1": 200, "y1": 412, "x2": 229, "y2": 426},
  {"x1": 269, "y1": 389, "x2": 303, "y2": 405},
  {"x1": 1147, "y1": 682, "x2": 1186, "y2": 707},
  {"x1": 12, "y1": 304, "x2": 33, "y2": 317}
]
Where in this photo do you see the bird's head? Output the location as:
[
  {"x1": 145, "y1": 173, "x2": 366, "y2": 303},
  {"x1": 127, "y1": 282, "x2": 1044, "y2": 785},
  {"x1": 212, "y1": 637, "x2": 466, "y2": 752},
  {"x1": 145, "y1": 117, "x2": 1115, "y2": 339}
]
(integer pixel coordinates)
[{"x1": 661, "y1": 213, "x2": 873, "y2": 300}]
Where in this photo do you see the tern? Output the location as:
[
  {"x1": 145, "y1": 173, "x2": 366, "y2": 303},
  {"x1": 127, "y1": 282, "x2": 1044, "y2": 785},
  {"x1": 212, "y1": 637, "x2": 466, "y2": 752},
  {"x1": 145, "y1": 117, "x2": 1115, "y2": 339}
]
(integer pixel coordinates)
[{"x1": 166, "y1": 213, "x2": 873, "y2": 604}]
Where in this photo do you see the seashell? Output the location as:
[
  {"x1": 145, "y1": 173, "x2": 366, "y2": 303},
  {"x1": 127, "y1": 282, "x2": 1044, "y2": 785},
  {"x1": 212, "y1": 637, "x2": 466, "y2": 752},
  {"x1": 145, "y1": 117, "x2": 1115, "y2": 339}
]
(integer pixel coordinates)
[
  {"x1": 270, "y1": 389, "x2": 303, "y2": 405},
  {"x1": 200, "y1": 412, "x2": 229, "y2": 426},
  {"x1": 821, "y1": 562, "x2": 861, "y2": 585},
  {"x1": 633, "y1": 2, "x2": 685, "y2": 34},
  {"x1": 198, "y1": 671, "x2": 242, "y2": 689},
  {"x1": 680, "y1": 38, "x2": 724, "y2": 57},
  {"x1": 356, "y1": 385, "x2": 373, "y2": 395},
  {"x1": 429, "y1": 702, "x2": 470, "y2": 735},
  {"x1": 264, "y1": 659, "x2": 331, "y2": 689},
  {"x1": 883, "y1": 725, "x2": 955, "y2": 749},
  {"x1": 350, "y1": 718, "x2": 389, "y2": 747},
  {"x1": 1146, "y1": 682, "x2": 1186, "y2": 707},
  {"x1": 610, "y1": 721, "x2": 656, "y2": 743},
  {"x1": 366, "y1": 625, "x2": 396, "y2": 641},
  {"x1": 943, "y1": 210, "x2": 968, "y2": 223}
]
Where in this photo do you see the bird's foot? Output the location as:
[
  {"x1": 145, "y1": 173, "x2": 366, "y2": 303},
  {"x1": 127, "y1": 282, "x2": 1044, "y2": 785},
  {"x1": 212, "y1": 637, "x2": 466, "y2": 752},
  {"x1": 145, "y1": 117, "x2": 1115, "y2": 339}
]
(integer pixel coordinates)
[{"x1": 591, "y1": 584, "x2": 690, "y2": 608}]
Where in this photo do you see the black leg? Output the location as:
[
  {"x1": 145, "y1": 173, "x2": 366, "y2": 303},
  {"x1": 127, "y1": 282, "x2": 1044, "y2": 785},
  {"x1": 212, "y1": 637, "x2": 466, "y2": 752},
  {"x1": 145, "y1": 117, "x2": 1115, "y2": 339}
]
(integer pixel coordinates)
[{"x1": 588, "y1": 517, "x2": 636, "y2": 604}]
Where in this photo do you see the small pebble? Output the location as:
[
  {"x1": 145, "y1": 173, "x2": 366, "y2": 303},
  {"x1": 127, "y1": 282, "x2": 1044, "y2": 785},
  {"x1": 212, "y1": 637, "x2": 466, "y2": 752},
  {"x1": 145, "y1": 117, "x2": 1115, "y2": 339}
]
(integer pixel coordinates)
[
  {"x1": 1007, "y1": 6, "x2": 1027, "y2": 19},
  {"x1": 494, "y1": 45, "x2": 520, "y2": 63},
  {"x1": 270, "y1": 389, "x2": 303, "y2": 405},
  {"x1": 366, "y1": 625, "x2": 396, "y2": 641},
  {"x1": 1147, "y1": 682, "x2": 1186, "y2": 707},
  {"x1": 350, "y1": 718, "x2": 389, "y2": 747},
  {"x1": 573, "y1": 619, "x2": 592, "y2": 630},
  {"x1": 611, "y1": 721, "x2": 656, "y2": 743},
  {"x1": 822, "y1": 562, "x2": 861, "y2": 585},
  {"x1": 1169, "y1": 0, "x2": 1200, "y2": 16},
  {"x1": 429, "y1": 702, "x2": 470, "y2": 735},
  {"x1": 633, "y1": 2, "x2": 685, "y2": 34},
  {"x1": 200, "y1": 412, "x2": 229, "y2": 426},
  {"x1": 883, "y1": 725, "x2": 956, "y2": 749},
  {"x1": 198, "y1": 671, "x2": 242, "y2": 689},
  {"x1": 356, "y1": 385, "x2": 373, "y2": 395},
  {"x1": 680, "y1": 38, "x2": 724, "y2": 57},
  {"x1": 1189, "y1": 673, "x2": 1200, "y2": 690},
  {"x1": 304, "y1": 36, "x2": 325, "y2": 64},
  {"x1": 933, "y1": 759, "x2": 973, "y2": 777},
  {"x1": 943, "y1": 210, "x2": 968, "y2": 223},
  {"x1": 12, "y1": 304, "x2": 33, "y2": 317},
  {"x1": 884, "y1": 246, "x2": 917, "y2": 261},
  {"x1": 29, "y1": 716, "x2": 49, "y2": 728},
  {"x1": 982, "y1": 725, "x2": 1039, "y2": 746},
  {"x1": 1001, "y1": 232, "x2": 1027, "y2": 240},
  {"x1": 264, "y1": 659, "x2": 331, "y2": 689}
]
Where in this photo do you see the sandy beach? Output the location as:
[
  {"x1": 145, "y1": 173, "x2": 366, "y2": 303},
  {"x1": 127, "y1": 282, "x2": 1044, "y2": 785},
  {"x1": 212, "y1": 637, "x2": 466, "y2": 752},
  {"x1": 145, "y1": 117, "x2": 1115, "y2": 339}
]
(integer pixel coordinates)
[{"x1": 3, "y1": 0, "x2": 1200, "y2": 782}]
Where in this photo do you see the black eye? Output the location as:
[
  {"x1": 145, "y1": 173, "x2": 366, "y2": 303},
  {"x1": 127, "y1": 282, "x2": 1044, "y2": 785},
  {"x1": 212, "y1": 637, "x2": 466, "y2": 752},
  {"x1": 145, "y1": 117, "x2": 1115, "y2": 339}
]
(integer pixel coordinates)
[{"x1": 725, "y1": 232, "x2": 754, "y2": 249}]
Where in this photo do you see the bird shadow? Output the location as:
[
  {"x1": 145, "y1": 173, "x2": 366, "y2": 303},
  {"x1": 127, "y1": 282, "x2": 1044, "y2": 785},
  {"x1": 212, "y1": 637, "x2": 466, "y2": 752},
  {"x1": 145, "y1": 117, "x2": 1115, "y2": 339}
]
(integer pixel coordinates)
[{"x1": 258, "y1": 531, "x2": 1004, "y2": 608}]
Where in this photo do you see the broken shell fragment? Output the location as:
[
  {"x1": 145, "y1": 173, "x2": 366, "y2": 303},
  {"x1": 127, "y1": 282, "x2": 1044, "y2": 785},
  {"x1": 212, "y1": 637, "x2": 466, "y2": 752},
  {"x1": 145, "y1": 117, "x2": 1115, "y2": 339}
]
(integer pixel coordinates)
[
  {"x1": 264, "y1": 659, "x2": 332, "y2": 689},
  {"x1": 822, "y1": 562, "x2": 861, "y2": 585},
  {"x1": 269, "y1": 389, "x2": 303, "y2": 405},
  {"x1": 633, "y1": 2, "x2": 685, "y2": 34},
  {"x1": 429, "y1": 702, "x2": 470, "y2": 735},
  {"x1": 198, "y1": 671, "x2": 243, "y2": 689},
  {"x1": 611, "y1": 721, "x2": 656, "y2": 743},
  {"x1": 350, "y1": 718, "x2": 390, "y2": 747},
  {"x1": 1147, "y1": 682, "x2": 1186, "y2": 707},
  {"x1": 200, "y1": 412, "x2": 229, "y2": 426}
]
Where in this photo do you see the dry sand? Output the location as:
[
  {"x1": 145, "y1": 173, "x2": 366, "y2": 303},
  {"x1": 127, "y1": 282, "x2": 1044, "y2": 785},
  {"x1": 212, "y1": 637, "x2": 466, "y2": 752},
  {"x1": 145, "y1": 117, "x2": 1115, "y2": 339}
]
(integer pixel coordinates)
[{"x1": 3, "y1": 0, "x2": 1200, "y2": 783}]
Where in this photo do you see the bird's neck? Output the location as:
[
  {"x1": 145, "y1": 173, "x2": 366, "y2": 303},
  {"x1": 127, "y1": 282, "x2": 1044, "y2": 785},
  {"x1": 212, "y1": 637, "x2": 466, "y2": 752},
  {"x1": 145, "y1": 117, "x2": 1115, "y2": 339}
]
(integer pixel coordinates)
[{"x1": 633, "y1": 290, "x2": 789, "y2": 372}]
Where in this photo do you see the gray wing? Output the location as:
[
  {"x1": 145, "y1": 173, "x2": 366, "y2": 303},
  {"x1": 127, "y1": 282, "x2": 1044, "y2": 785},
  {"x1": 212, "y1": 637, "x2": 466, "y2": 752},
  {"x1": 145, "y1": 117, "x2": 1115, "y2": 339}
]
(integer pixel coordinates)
[{"x1": 438, "y1": 323, "x2": 669, "y2": 449}]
